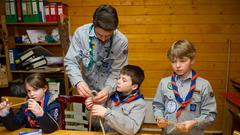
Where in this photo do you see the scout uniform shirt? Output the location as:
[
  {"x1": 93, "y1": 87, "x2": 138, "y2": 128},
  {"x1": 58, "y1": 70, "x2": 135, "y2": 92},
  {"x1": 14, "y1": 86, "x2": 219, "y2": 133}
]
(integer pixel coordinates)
[
  {"x1": 92, "y1": 90, "x2": 147, "y2": 135},
  {"x1": 64, "y1": 23, "x2": 128, "y2": 93},
  {"x1": 153, "y1": 70, "x2": 217, "y2": 135}
]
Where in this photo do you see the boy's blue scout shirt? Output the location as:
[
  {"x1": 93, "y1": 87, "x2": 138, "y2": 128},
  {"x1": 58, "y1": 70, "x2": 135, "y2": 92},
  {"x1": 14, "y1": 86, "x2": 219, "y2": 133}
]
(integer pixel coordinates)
[
  {"x1": 153, "y1": 71, "x2": 217, "y2": 135},
  {"x1": 64, "y1": 23, "x2": 128, "y2": 93}
]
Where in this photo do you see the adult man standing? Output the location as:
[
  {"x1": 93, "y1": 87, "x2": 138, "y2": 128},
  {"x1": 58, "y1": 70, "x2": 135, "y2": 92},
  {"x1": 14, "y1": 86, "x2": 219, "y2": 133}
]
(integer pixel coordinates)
[{"x1": 64, "y1": 4, "x2": 128, "y2": 104}]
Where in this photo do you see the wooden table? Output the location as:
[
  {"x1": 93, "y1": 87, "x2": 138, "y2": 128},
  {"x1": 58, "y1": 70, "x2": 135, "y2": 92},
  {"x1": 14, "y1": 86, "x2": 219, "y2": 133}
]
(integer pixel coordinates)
[{"x1": 0, "y1": 127, "x2": 159, "y2": 135}]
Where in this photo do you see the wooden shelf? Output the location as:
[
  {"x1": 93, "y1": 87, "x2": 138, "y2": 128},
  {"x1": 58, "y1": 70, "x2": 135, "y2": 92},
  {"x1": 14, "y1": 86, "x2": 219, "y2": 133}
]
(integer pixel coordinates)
[
  {"x1": 11, "y1": 67, "x2": 64, "y2": 74},
  {"x1": 6, "y1": 22, "x2": 58, "y2": 26},
  {"x1": 1, "y1": 14, "x2": 70, "y2": 93},
  {"x1": 16, "y1": 42, "x2": 61, "y2": 46},
  {"x1": 0, "y1": 84, "x2": 8, "y2": 88}
]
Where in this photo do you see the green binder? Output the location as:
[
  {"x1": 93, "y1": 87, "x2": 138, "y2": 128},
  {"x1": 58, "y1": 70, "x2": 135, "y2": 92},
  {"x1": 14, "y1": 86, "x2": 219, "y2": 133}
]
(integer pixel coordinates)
[
  {"x1": 5, "y1": 0, "x2": 11, "y2": 23},
  {"x1": 22, "y1": 0, "x2": 28, "y2": 22},
  {"x1": 5, "y1": 0, "x2": 17, "y2": 23},
  {"x1": 31, "y1": 0, "x2": 41, "y2": 22},
  {"x1": 26, "y1": 0, "x2": 32, "y2": 22}
]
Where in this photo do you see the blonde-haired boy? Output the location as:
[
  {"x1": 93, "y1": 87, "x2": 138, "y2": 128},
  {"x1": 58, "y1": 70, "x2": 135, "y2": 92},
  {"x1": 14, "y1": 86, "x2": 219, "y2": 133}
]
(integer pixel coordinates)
[{"x1": 153, "y1": 39, "x2": 217, "y2": 135}]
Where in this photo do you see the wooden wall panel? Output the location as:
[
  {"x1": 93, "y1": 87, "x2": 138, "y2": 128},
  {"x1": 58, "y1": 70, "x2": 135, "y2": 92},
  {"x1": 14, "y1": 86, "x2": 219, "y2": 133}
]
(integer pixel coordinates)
[
  {"x1": 50, "y1": 0, "x2": 240, "y2": 132},
  {"x1": 69, "y1": 5, "x2": 240, "y2": 15}
]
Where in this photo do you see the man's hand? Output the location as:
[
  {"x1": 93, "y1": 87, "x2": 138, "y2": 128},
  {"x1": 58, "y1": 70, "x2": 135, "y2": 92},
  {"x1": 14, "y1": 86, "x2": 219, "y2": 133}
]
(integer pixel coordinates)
[
  {"x1": 85, "y1": 97, "x2": 94, "y2": 110},
  {"x1": 76, "y1": 81, "x2": 92, "y2": 98},
  {"x1": 176, "y1": 120, "x2": 196, "y2": 133},
  {"x1": 28, "y1": 99, "x2": 44, "y2": 117},
  {"x1": 93, "y1": 89, "x2": 108, "y2": 104},
  {"x1": 156, "y1": 116, "x2": 168, "y2": 128},
  {"x1": 91, "y1": 104, "x2": 107, "y2": 117}
]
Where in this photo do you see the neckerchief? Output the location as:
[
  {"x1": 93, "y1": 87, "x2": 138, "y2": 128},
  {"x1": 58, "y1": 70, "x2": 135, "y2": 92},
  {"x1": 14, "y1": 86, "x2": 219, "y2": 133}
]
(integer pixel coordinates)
[
  {"x1": 111, "y1": 89, "x2": 144, "y2": 106},
  {"x1": 171, "y1": 70, "x2": 198, "y2": 118},
  {"x1": 24, "y1": 92, "x2": 49, "y2": 128},
  {"x1": 88, "y1": 24, "x2": 113, "y2": 70}
]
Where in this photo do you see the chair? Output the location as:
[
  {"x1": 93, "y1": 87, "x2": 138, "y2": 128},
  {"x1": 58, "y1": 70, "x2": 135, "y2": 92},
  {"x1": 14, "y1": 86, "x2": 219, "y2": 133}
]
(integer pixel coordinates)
[{"x1": 58, "y1": 95, "x2": 88, "y2": 131}]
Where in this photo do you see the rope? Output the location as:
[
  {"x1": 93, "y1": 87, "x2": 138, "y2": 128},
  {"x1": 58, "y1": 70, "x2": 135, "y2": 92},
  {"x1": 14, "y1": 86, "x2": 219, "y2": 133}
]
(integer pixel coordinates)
[{"x1": 88, "y1": 90, "x2": 105, "y2": 135}]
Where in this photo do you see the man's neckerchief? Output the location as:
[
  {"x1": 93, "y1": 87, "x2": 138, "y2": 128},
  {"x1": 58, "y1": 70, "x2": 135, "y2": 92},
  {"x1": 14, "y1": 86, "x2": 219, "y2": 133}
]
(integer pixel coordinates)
[
  {"x1": 171, "y1": 70, "x2": 198, "y2": 118},
  {"x1": 24, "y1": 92, "x2": 49, "y2": 128},
  {"x1": 111, "y1": 89, "x2": 144, "y2": 106}
]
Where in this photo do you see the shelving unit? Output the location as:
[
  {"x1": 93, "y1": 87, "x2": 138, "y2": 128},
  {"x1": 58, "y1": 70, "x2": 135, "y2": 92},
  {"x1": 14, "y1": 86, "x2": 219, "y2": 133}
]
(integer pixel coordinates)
[
  {"x1": 1, "y1": 15, "x2": 70, "y2": 94},
  {"x1": 0, "y1": 16, "x2": 10, "y2": 88}
]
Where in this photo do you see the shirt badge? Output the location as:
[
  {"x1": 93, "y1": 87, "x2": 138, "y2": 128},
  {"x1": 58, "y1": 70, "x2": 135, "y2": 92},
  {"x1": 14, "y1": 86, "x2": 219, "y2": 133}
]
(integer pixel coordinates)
[
  {"x1": 166, "y1": 100, "x2": 177, "y2": 113},
  {"x1": 190, "y1": 104, "x2": 197, "y2": 112},
  {"x1": 167, "y1": 82, "x2": 173, "y2": 90}
]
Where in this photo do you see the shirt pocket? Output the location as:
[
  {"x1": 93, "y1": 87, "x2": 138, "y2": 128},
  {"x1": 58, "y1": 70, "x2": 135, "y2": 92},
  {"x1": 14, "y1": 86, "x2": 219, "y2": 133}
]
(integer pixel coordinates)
[{"x1": 192, "y1": 92, "x2": 201, "y2": 103}]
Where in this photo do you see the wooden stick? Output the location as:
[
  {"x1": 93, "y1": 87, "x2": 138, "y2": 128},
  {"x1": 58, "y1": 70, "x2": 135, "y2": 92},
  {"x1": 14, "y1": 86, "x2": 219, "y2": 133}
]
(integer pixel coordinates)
[
  {"x1": 0, "y1": 101, "x2": 28, "y2": 110},
  {"x1": 10, "y1": 101, "x2": 28, "y2": 108}
]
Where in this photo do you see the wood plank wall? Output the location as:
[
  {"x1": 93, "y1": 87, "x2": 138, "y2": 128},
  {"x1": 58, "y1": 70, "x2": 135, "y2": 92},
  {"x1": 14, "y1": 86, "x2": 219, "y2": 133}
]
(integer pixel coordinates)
[
  {"x1": 51, "y1": 0, "x2": 240, "y2": 132},
  {"x1": 0, "y1": 0, "x2": 238, "y2": 132}
]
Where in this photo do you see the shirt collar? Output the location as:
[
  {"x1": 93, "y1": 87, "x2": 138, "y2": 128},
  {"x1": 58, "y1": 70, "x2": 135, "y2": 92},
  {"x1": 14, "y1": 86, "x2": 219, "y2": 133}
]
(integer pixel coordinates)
[
  {"x1": 176, "y1": 70, "x2": 193, "y2": 82},
  {"x1": 89, "y1": 24, "x2": 96, "y2": 38}
]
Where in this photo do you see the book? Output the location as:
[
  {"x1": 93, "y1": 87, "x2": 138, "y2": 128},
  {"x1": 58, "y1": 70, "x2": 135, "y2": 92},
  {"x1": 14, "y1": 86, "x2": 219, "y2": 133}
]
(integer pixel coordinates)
[
  {"x1": 44, "y1": 3, "x2": 50, "y2": 22},
  {"x1": 15, "y1": 49, "x2": 35, "y2": 64},
  {"x1": 38, "y1": 0, "x2": 45, "y2": 22},
  {"x1": 57, "y1": 3, "x2": 68, "y2": 21},
  {"x1": 16, "y1": 0, "x2": 23, "y2": 22},
  {"x1": 31, "y1": 0, "x2": 41, "y2": 22},
  {"x1": 26, "y1": 57, "x2": 47, "y2": 70},
  {"x1": 22, "y1": 0, "x2": 28, "y2": 22},
  {"x1": 17, "y1": 55, "x2": 45, "y2": 69},
  {"x1": 26, "y1": 0, "x2": 33, "y2": 22},
  {"x1": 8, "y1": 48, "x2": 20, "y2": 70}
]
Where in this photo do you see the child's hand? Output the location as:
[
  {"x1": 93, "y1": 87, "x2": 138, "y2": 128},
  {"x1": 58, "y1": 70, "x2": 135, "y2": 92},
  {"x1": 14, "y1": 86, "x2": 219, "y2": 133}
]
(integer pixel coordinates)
[
  {"x1": 91, "y1": 104, "x2": 107, "y2": 117},
  {"x1": 27, "y1": 99, "x2": 44, "y2": 117},
  {"x1": 85, "y1": 97, "x2": 94, "y2": 110},
  {"x1": 176, "y1": 120, "x2": 196, "y2": 133},
  {"x1": 156, "y1": 116, "x2": 168, "y2": 128},
  {"x1": 0, "y1": 101, "x2": 10, "y2": 117}
]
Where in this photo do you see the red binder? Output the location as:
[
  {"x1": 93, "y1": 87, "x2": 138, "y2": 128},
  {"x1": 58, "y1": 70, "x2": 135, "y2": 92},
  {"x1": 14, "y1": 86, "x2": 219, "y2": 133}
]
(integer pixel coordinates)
[
  {"x1": 57, "y1": 3, "x2": 68, "y2": 21},
  {"x1": 49, "y1": 3, "x2": 58, "y2": 22},
  {"x1": 44, "y1": 4, "x2": 50, "y2": 22},
  {"x1": 16, "y1": 0, "x2": 23, "y2": 22}
]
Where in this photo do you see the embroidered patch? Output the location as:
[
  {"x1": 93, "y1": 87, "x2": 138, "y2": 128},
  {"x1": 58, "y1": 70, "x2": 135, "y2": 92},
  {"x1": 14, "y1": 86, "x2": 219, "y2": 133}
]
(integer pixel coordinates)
[
  {"x1": 167, "y1": 82, "x2": 173, "y2": 90},
  {"x1": 190, "y1": 104, "x2": 197, "y2": 112},
  {"x1": 53, "y1": 108, "x2": 59, "y2": 120},
  {"x1": 166, "y1": 100, "x2": 177, "y2": 113}
]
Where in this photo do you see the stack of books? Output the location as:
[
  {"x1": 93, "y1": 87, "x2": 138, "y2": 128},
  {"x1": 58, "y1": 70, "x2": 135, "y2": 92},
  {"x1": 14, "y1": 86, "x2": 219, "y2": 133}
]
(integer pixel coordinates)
[
  {"x1": 9, "y1": 46, "x2": 55, "y2": 71},
  {"x1": 15, "y1": 50, "x2": 47, "y2": 70}
]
